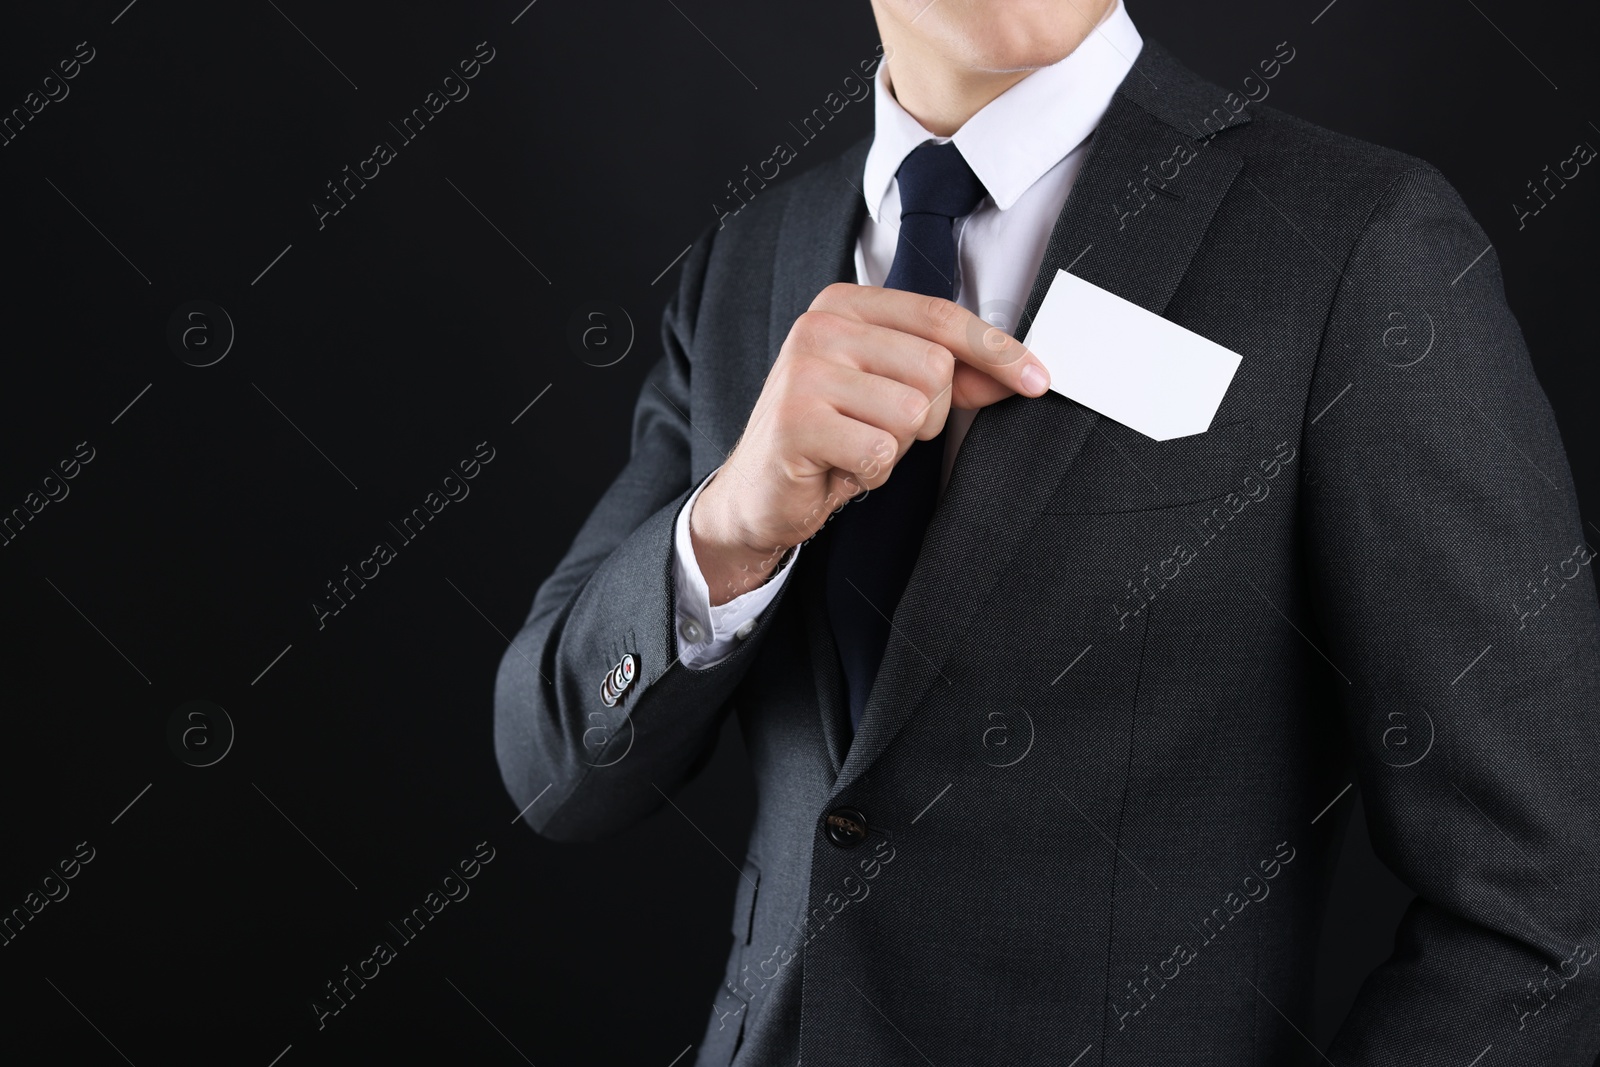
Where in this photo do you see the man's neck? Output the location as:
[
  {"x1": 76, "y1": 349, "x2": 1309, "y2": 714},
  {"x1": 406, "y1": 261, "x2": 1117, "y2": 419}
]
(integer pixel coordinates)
[
  {"x1": 881, "y1": 56, "x2": 1032, "y2": 138},
  {"x1": 877, "y1": 3, "x2": 1114, "y2": 138}
]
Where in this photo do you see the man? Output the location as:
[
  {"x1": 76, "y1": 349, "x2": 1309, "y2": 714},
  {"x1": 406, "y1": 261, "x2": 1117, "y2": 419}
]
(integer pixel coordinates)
[{"x1": 495, "y1": 0, "x2": 1600, "y2": 1063}]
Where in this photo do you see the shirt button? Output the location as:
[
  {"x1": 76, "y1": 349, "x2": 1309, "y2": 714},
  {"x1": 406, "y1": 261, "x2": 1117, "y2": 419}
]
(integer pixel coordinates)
[
  {"x1": 734, "y1": 618, "x2": 756, "y2": 641},
  {"x1": 679, "y1": 618, "x2": 704, "y2": 644}
]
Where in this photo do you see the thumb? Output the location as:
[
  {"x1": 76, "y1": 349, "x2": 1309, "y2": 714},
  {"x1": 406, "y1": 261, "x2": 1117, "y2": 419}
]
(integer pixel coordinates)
[{"x1": 950, "y1": 362, "x2": 1020, "y2": 409}]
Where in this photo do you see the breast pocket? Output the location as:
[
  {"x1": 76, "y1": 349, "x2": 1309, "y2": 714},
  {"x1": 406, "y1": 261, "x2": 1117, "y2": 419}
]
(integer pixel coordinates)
[{"x1": 1043, "y1": 419, "x2": 1259, "y2": 515}]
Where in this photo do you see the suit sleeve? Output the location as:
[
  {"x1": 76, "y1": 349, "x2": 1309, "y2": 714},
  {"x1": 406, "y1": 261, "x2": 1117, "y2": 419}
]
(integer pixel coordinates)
[
  {"x1": 493, "y1": 223, "x2": 792, "y2": 842},
  {"x1": 1303, "y1": 164, "x2": 1600, "y2": 1063}
]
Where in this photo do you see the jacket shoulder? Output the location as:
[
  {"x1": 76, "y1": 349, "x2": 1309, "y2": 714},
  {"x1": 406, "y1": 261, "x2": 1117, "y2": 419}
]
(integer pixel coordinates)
[
  {"x1": 1247, "y1": 100, "x2": 1444, "y2": 193},
  {"x1": 1131, "y1": 39, "x2": 1449, "y2": 215},
  {"x1": 700, "y1": 132, "x2": 870, "y2": 247}
]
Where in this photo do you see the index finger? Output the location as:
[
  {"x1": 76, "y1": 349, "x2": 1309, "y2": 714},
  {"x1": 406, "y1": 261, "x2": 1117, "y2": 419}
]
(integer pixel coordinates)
[{"x1": 811, "y1": 283, "x2": 1051, "y2": 398}]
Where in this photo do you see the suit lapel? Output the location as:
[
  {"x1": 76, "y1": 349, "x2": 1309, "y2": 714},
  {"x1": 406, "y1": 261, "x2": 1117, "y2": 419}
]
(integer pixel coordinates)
[
  {"x1": 766, "y1": 139, "x2": 872, "y2": 776},
  {"x1": 828, "y1": 40, "x2": 1251, "y2": 796},
  {"x1": 766, "y1": 139, "x2": 871, "y2": 373}
]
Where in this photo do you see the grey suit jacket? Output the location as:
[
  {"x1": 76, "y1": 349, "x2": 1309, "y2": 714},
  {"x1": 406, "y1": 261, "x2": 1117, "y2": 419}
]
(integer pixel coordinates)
[{"x1": 494, "y1": 39, "x2": 1600, "y2": 1066}]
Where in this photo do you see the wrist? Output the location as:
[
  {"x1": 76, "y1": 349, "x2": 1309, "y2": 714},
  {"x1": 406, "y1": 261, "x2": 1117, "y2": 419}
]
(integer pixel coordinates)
[{"x1": 689, "y1": 477, "x2": 788, "y2": 607}]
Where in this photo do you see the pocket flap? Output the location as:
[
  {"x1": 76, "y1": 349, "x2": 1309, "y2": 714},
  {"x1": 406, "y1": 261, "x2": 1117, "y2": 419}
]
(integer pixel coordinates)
[{"x1": 1044, "y1": 419, "x2": 1260, "y2": 514}]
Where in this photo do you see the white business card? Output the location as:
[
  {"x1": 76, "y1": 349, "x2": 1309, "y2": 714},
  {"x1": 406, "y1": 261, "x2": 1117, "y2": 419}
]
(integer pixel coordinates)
[{"x1": 1020, "y1": 269, "x2": 1242, "y2": 441}]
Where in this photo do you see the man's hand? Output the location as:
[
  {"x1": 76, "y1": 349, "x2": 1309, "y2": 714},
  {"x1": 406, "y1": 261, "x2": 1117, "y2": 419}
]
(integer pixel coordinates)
[{"x1": 689, "y1": 282, "x2": 1051, "y2": 606}]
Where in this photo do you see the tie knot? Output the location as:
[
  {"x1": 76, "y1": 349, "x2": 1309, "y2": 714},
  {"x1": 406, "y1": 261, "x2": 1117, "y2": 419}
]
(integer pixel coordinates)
[{"x1": 894, "y1": 141, "x2": 987, "y2": 220}]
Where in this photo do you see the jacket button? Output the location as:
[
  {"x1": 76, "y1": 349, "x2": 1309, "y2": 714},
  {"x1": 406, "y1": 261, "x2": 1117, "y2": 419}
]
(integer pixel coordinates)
[{"x1": 824, "y1": 807, "x2": 868, "y2": 847}]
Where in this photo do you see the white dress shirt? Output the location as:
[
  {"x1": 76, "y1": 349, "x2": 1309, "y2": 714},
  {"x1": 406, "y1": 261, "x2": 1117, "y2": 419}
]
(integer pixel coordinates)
[{"x1": 672, "y1": 1, "x2": 1143, "y2": 669}]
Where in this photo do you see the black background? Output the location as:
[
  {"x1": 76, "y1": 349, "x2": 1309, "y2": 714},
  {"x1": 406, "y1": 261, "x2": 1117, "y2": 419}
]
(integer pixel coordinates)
[{"x1": 0, "y1": 1, "x2": 1595, "y2": 1063}]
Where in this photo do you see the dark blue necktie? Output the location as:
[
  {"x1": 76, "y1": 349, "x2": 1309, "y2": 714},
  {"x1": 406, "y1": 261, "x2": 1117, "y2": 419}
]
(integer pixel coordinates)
[{"x1": 824, "y1": 141, "x2": 988, "y2": 734}]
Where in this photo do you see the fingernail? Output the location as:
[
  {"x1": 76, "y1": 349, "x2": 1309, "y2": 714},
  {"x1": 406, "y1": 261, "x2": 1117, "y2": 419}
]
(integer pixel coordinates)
[{"x1": 1020, "y1": 362, "x2": 1049, "y2": 396}]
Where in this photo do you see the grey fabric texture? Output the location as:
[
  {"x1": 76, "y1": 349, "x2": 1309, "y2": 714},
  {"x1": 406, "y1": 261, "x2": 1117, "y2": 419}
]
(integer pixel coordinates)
[{"x1": 493, "y1": 39, "x2": 1600, "y2": 1066}]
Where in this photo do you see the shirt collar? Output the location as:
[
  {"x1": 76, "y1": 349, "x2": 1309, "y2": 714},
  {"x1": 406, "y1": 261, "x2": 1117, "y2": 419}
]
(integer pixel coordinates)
[{"x1": 861, "y1": 0, "x2": 1143, "y2": 221}]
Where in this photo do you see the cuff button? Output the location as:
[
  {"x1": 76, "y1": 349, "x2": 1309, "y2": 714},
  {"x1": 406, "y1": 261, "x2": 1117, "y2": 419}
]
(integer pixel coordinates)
[{"x1": 600, "y1": 652, "x2": 637, "y2": 707}]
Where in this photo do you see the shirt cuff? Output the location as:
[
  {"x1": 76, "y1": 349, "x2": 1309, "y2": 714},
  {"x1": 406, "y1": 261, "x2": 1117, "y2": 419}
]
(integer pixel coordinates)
[{"x1": 672, "y1": 467, "x2": 799, "y2": 670}]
